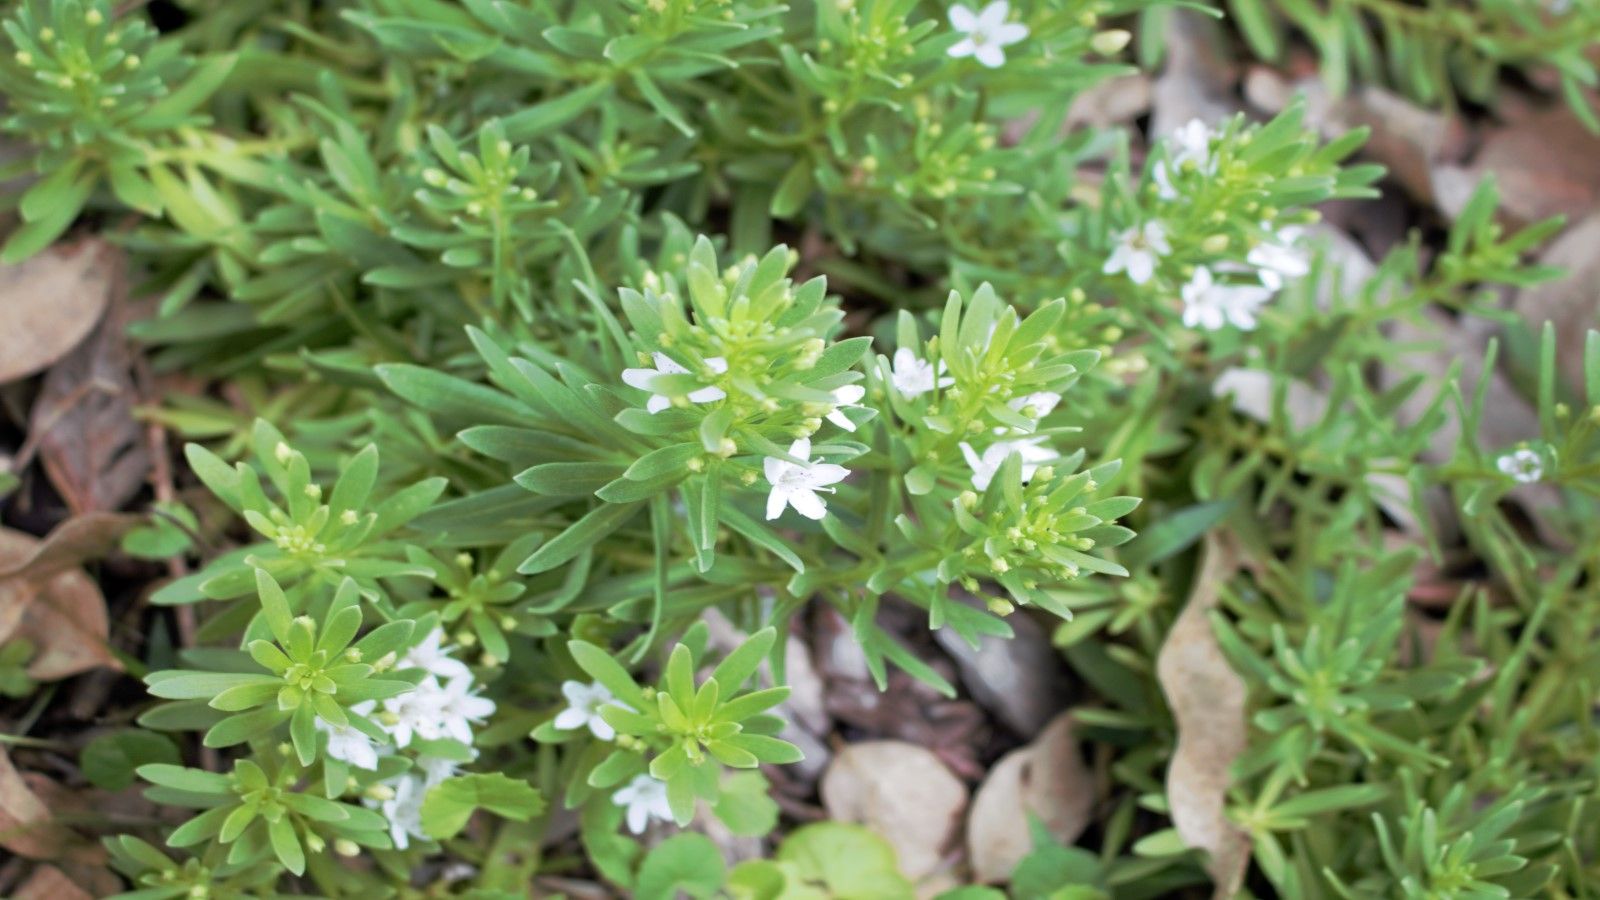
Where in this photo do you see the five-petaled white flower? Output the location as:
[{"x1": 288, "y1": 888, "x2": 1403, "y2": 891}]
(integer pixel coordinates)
[
  {"x1": 1181, "y1": 267, "x2": 1272, "y2": 331},
  {"x1": 1153, "y1": 119, "x2": 1216, "y2": 200},
  {"x1": 948, "y1": 2, "x2": 1028, "y2": 68},
  {"x1": 433, "y1": 675, "x2": 497, "y2": 745},
  {"x1": 826, "y1": 384, "x2": 867, "y2": 432},
  {"x1": 1497, "y1": 448, "x2": 1544, "y2": 484},
  {"x1": 764, "y1": 438, "x2": 849, "y2": 521},
  {"x1": 316, "y1": 711, "x2": 380, "y2": 770},
  {"x1": 1103, "y1": 222, "x2": 1171, "y2": 285},
  {"x1": 375, "y1": 773, "x2": 428, "y2": 850},
  {"x1": 1248, "y1": 226, "x2": 1310, "y2": 290},
  {"x1": 379, "y1": 677, "x2": 447, "y2": 747},
  {"x1": 553, "y1": 680, "x2": 623, "y2": 741},
  {"x1": 397, "y1": 627, "x2": 470, "y2": 682},
  {"x1": 621, "y1": 352, "x2": 728, "y2": 414},
  {"x1": 960, "y1": 437, "x2": 1059, "y2": 490},
  {"x1": 1008, "y1": 390, "x2": 1061, "y2": 419},
  {"x1": 890, "y1": 347, "x2": 954, "y2": 399},
  {"x1": 613, "y1": 774, "x2": 676, "y2": 835}
]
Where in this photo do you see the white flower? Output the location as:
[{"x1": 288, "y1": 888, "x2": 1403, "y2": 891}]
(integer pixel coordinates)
[
  {"x1": 1181, "y1": 267, "x2": 1271, "y2": 332},
  {"x1": 621, "y1": 352, "x2": 728, "y2": 414},
  {"x1": 373, "y1": 773, "x2": 428, "y2": 850},
  {"x1": 553, "y1": 680, "x2": 622, "y2": 741},
  {"x1": 1153, "y1": 119, "x2": 1215, "y2": 200},
  {"x1": 417, "y1": 754, "x2": 462, "y2": 788},
  {"x1": 1497, "y1": 448, "x2": 1543, "y2": 484},
  {"x1": 826, "y1": 384, "x2": 867, "y2": 432},
  {"x1": 613, "y1": 774, "x2": 675, "y2": 835},
  {"x1": 948, "y1": 2, "x2": 1028, "y2": 68},
  {"x1": 397, "y1": 628, "x2": 470, "y2": 682},
  {"x1": 959, "y1": 437, "x2": 1059, "y2": 490},
  {"x1": 890, "y1": 347, "x2": 953, "y2": 399},
  {"x1": 380, "y1": 676, "x2": 448, "y2": 748},
  {"x1": 1103, "y1": 221, "x2": 1171, "y2": 285},
  {"x1": 1008, "y1": 391, "x2": 1061, "y2": 419},
  {"x1": 763, "y1": 438, "x2": 849, "y2": 521},
  {"x1": 434, "y1": 675, "x2": 496, "y2": 745},
  {"x1": 1247, "y1": 226, "x2": 1310, "y2": 290},
  {"x1": 317, "y1": 708, "x2": 380, "y2": 770}
]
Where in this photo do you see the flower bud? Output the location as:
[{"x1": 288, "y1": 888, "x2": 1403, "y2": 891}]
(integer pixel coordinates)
[
  {"x1": 85, "y1": 8, "x2": 104, "y2": 25},
  {"x1": 1200, "y1": 234, "x2": 1229, "y2": 254},
  {"x1": 366, "y1": 784, "x2": 395, "y2": 801},
  {"x1": 339, "y1": 509, "x2": 359, "y2": 525},
  {"x1": 1090, "y1": 29, "x2": 1131, "y2": 55},
  {"x1": 305, "y1": 833, "x2": 326, "y2": 853},
  {"x1": 344, "y1": 648, "x2": 362, "y2": 662},
  {"x1": 986, "y1": 597, "x2": 1015, "y2": 617},
  {"x1": 335, "y1": 838, "x2": 361, "y2": 857},
  {"x1": 274, "y1": 442, "x2": 293, "y2": 464}
]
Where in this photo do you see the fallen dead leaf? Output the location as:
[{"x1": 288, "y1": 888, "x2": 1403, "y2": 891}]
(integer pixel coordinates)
[
  {"x1": 0, "y1": 749, "x2": 99, "y2": 863},
  {"x1": 0, "y1": 239, "x2": 116, "y2": 384},
  {"x1": 26, "y1": 253, "x2": 149, "y2": 514},
  {"x1": 1513, "y1": 211, "x2": 1600, "y2": 398},
  {"x1": 1432, "y1": 109, "x2": 1600, "y2": 227},
  {"x1": 820, "y1": 741, "x2": 968, "y2": 883},
  {"x1": 1155, "y1": 534, "x2": 1249, "y2": 899},
  {"x1": 12, "y1": 865, "x2": 94, "y2": 900},
  {"x1": 1150, "y1": 10, "x2": 1239, "y2": 139},
  {"x1": 965, "y1": 711, "x2": 1094, "y2": 884},
  {"x1": 0, "y1": 515, "x2": 137, "y2": 680},
  {"x1": 934, "y1": 598, "x2": 1071, "y2": 736}
]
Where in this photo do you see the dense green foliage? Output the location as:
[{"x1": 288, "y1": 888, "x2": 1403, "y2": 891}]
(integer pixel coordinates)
[{"x1": 1, "y1": 0, "x2": 1595, "y2": 897}]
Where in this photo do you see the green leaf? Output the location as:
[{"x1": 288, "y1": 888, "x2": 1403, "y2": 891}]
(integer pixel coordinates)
[
  {"x1": 420, "y1": 773, "x2": 546, "y2": 839},
  {"x1": 519, "y1": 501, "x2": 643, "y2": 574},
  {"x1": 82, "y1": 731, "x2": 181, "y2": 791},
  {"x1": 569, "y1": 639, "x2": 650, "y2": 711},
  {"x1": 776, "y1": 823, "x2": 913, "y2": 898},
  {"x1": 1119, "y1": 499, "x2": 1235, "y2": 569},
  {"x1": 635, "y1": 833, "x2": 725, "y2": 900},
  {"x1": 711, "y1": 771, "x2": 779, "y2": 837}
]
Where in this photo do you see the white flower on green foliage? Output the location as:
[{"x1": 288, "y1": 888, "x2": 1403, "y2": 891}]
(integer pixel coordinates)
[
  {"x1": 622, "y1": 352, "x2": 728, "y2": 414},
  {"x1": 377, "y1": 773, "x2": 428, "y2": 850},
  {"x1": 1154, "y1": 119, "x2": 1216, "y2": 200},
  {"x1": 947, "y1": 2, "x2": 1028, "y2": 68},
  {"x1": 764, "y1": 438, "x2": 849, "y2": 521},
  {"x1": 827, "y1": 384, "x2": 867, "y2": 432},
  {"x1": 1104, "y1": 221, "x2": 1171, "y2": 285},
  {"x1": 1248, "y1": 226, "x2": 1311, "y2": 290},
  {"x1": 553, "y1": 680, "x2": 622, "y2": 741},
  {"x1": 613, "y1": 774, "x2": 675, "y2": 835},
  {"x1": 890, "y1": 347, "x2": 953, "y2": 399},
  {"x1": 960, "y1": 437, "x2": 1059, "y2": 490},
  {"x1": 316, "y1": 711, "x2": 380, "y2": 770},
  {"x1": 378, "y1": 674, "x2": 493, "y2": 747},
  {"x1": 398, "y1": 628, "x2": 470, "y2": 681},
  {"x1": 1497, "y1": 448, "x2": 1544, "y2": 483},
  {"x1": 1008, "y1": 390, "x2": 1061, "y2": 419},
  {"x1": 1181, "y1": 267, "x2": 1271, "y2": 331}
]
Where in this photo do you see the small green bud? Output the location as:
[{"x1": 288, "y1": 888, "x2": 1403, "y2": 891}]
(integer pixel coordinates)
[
  {"x1": 274, "y1": 442, "x2": 293, "y2": 464},
  {"x1": 500, "y1": 615, "x2": 517, "y2": 630},
  {"x1": 1090, "y1": 29, "x2": 1131, "y2": 55},
  {"x1": 335, "y1": 838, "x2": 361, "y2": 857},
  {"x1": 303, "y1": 484, "x2": 321, "y2": 499},
  {"x1": 1201, "y1": 234, "x2": 1229, "y2": 254},
  {"x1": 14, "y1": 51, "x2": 32, "y2": 66},
  {"x1": 987, "y1": 597, "x2": 1015, "y2": 616},
  {"x1": 305, "y1": 833, "x2": 326, "y2": 853},
  {"x1": 344, "y1": 648, "x2": 362, "y2": 662},
  {"x1": 717, "y1": 438, "x2": 737, "y2": 458},
  {"x1": 85, "y1": 8, "x2": 104, "y2": 26},
  {"x1": 366, "y1": 784, "x2": 395, "y2": 801}
]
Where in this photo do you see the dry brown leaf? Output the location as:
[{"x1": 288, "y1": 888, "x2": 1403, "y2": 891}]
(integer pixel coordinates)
[
  {"x1": 27, "y1": 255, "x2": 149, "y2": 514},
  {"x1": 820, "y1": 741, "x2": 968, "y2": 882},
  {"x1": 0, "y1": 749, "x2": 99, "y2": 863},
  {"x1": 1150, "y1": 10, "x2": 1239, "y2": 138},
  {"x1": 13, "y1": 865, "x2": 95, "y2": 900},
  {"x1": 1155, "y1": 534, "x2": 1249, "y2": 898},
  {"x1": 1514, "y1": 212, "x2": 1600, "y2": 398},
  {"x1": 0, "y1": 516, "x2": 136, "y2": 680},
  {"x1": 934, "y1": 599, "x2": 1071, "y2": 736},
  {"x1": 1433, "y1": 110, "x2": 1600, "y2": 227},
  {"x1": 0, "y1": 239, "x2": 116, "y2": 385},
  {"x1": 965, "y1": 712, "x2": 1094, "y2": 884}
]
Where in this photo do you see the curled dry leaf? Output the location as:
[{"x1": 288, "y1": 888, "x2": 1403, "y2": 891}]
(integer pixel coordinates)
[
  {"x1": 965, "y1": 711, "x2": 1094, "y2": 884},
  {"x1": 820, "y1": 740, "x2": 968, "y2": 882},
  {"x1": 1155, "y1": 534, "x2": 1249, "y2": 899},
  {"x1": 13, "y1": 865, "x2": 95, "y2": 900},
  {"x1": 27, "y1": 253, "x2": 149, "y2": 514},
  {"x1": 0, "y1": 238, "x2": 115, "y2": 384},
  {"x1": 0, "y1": 514, "x2": 138, "y2": 680},
  {"x1": 0, "y1": 748, "x2": 99, "y2": 863}
]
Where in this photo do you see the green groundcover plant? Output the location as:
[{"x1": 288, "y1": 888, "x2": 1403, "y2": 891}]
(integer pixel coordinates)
[{"x1": 2, "y1": 0, "x2": 1598, "y2": 896}]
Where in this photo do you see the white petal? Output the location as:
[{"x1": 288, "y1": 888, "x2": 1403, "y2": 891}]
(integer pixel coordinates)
[
  {"x1": 626, "y1": 803, "x2": 649, "y2": 835},
  {"x1": 1127, "y1": 252, "x2": 1154, "y2": 285},
  {"x1": 978, "y1": 1, "x2": 1011, "y2": 29},
  {"x1": 766, "y1": 486, "x2": 789, "y2": 521},
  {"x1": 553, "y1": 707, "x2": 588, "y2": 731},
  {"x1": 620, "y1": 368, "x2": 658, "y2": 390},
  {"x1": 833, "y1": 384, "x2": 865, "y2": 404},
  {"x1": 705, "y1": 356, "x2": 729, "y2": 373},
  {"x1": 645, "y1": 394, "x2": 670, "y2": 414},
  {"x1": 973, "y1": 43, "x2": 1007, "y2": 68},
  {"x1": 787, "y1": 437, "x2": 812, "y2": 460},
  {"x1": 788, "y1": 488, "x2": 828, "y2": 520},
  {"x1": 809, "y1": 463, "x2": 850, "y2": 486},
  {"x1": 949, "y1": 4, "x2": 978, "y2": 30},
  {"x1": 686, "y1": 385, "x2": 726, "y2": 404},
  {"x1": 763, "y1": 456, "x2": 788, "y2": 484},
  {"x1": 947, "y1": 37, "x2": 976, "y2": 59},
  {"x1": 651, "y1": 352, "x2": 688, "y2": 374},
  {"x1": 994, "y1": 22, "x2": 1028, "y2": 45},
  {"x1": 589, "y1": 716, "x2": 616, "y2": 741},
  {"x1": 826, "y1": 409, "x2": 857, "y2": 432}
]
